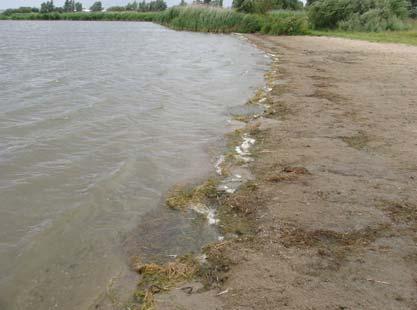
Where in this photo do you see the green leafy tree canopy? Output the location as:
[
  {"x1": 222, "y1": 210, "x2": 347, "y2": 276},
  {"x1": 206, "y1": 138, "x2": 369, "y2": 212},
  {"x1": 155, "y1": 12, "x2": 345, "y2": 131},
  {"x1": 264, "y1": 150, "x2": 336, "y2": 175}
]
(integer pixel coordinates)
[{"x1": 90, "y1": 1, "x2": 103, "y2": 11}]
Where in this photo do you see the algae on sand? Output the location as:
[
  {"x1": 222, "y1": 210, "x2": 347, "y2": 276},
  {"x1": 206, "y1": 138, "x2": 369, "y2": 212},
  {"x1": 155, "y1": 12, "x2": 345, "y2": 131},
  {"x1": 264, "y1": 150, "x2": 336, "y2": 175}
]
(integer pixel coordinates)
[
  {"x1": 165, "y1": 179, "x2": 219, "y2": 210},
  {"x1": 340, "y1": 131, "x2": 370, "y2": 150},
  {"x1": 132, "y1": 255, "x2": 199, "y2": 309}
]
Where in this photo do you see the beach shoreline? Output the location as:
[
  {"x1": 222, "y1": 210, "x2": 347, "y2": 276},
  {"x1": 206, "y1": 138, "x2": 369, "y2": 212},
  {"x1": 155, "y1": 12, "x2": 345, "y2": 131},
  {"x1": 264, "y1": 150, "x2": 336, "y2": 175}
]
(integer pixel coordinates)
[{"x1": 144, "y1": 34, "x2": 417, "y2": 309}]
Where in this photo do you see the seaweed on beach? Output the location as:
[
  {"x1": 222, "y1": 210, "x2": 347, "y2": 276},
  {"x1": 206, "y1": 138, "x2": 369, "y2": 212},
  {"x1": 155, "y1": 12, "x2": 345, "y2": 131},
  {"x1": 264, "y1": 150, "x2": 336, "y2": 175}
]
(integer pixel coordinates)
[
  {"x1": 165, "y1": 179, "x2": 219, "y2": 210},
  {"x1": 132, "y1": 255, "x2": 199, "y2": 309}
]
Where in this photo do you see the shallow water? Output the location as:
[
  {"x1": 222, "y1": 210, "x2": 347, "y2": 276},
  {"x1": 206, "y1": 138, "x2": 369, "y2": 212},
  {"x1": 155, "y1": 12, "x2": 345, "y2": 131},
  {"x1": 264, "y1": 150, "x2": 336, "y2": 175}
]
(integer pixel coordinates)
[{"x1": 0, "y1": 20, "x2": 268, "y2": 309}]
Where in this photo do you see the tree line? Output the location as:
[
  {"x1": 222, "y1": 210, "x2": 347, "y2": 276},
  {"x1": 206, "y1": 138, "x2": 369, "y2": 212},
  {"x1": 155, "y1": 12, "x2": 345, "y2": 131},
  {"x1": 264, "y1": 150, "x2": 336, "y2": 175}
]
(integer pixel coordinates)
[
  {"x1": 38, "y1": 0, "x2": 84, "y2": 13},
  {"x1": 231, "y1": 0, "x2": 417, "y2": 19},
  {"x1": 307, "y1": 0, "x2": 416, "y2": 18},
  {"x1": 106, "y1": 0, "x2": 168, "y2": 12},
  {"x1": 2, "y1": 0, "x2": 223, "y2": 15},
  {"x1": 190, "y1": 0, "x2": 224, "y2": 7},
  {"x1": 106, "y1": 0, "x2": 225, "y2": 11},
  {"x1": 3, "y1": 0, "x2": 416, "y2": 21},
  {"x1": 2, "y1": 0, "x2": 169, "y2": 14},
  {"x1": 232, "y1": 0, "x2": 303, "y2": 13}
]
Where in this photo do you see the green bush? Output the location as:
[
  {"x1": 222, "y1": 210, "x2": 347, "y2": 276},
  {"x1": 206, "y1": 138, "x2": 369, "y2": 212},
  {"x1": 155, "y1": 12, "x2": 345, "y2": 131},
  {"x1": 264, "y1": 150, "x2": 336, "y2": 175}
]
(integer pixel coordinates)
[
  {"x1": 308, "y1": 0, "x2": 409, "y2": 31},
  {"x1": 156, "y1": 6, "x2": 262, "y2": 33},
  {"x1": 338, "y1": 9, "x2": 408, "y2": 31},
  {"x1": 261, "y1": 10, "x2": 309, "y2": 34},
  {"x1": 235, "y1": 0, "x2": 273, "y2": 14},
  {"x1": 233, "y1": 0, "x2": 303, "y2": 14}
]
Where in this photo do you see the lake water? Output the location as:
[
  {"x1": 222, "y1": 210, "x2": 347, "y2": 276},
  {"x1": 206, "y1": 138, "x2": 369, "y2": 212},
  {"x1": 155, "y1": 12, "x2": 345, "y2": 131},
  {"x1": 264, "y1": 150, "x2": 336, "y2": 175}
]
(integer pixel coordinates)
[{"x1": 0, "y1": 20, "x2": 267, "y2": 309}]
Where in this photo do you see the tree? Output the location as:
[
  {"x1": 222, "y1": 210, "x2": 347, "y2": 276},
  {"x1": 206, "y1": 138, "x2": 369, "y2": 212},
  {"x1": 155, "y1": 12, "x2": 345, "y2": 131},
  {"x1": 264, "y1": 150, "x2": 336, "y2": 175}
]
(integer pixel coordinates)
[
  {"x1": 40, "y1": 0, "x2": 55, "y2": 13},
  {"x1": 63, "y1": 0, "x2": 75, "y2": 12},
  {"x1": 75, "y1": 2, "x2": 83, "y2": 11},
  {"x1": 113, "y1": 0, "x2": 168, "y2": 12},
  {"x1": 232, "y1": 0, "x2": 244, "y2": 9},
  {"x1": 410, "y1": 0, "x2": 417, "y2": 18},
  {"x1": 155, "y1": 0, "x2": 168, "y2": 10},
  {"x1": 266, "y1": 0, "x2": 302, "y2": 10},
  {"x1": 90, "y1": 1, "x2": 103, "y2": 11},
  {"x1": 107, "y1": 5, "x2": 126, "y2": 11},
  {"x1": 13, "y1": 7, "x2": 32, "y2": 13},
  {"x1": 148, "y1": 0, "x2": 167, "y2": 11},
  {"x1": 3, "y1": 6, "x2": 39, "y2": 14},
  {"x1": 233, "y1": 0, "x2": 302, "y2": 13},
  {"x1": 179, "y1": 0, "x2": 187, "y2": 5},
  {"x1": 233, "y1": 0, "x2": 269, "y2": 13},
  {"x1": 308, "y1": 0, "x2": 409, "y2": 30},
  {"x1": 126, "y1": 1, "x2": 139, "y2": 10}
]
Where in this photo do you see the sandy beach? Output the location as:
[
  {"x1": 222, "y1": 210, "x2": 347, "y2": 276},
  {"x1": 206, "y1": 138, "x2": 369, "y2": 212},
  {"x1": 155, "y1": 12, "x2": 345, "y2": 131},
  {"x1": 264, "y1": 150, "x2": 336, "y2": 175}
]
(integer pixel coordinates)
[{"x1": 154, "y1": 35, "x2": 417, "y2": 309}]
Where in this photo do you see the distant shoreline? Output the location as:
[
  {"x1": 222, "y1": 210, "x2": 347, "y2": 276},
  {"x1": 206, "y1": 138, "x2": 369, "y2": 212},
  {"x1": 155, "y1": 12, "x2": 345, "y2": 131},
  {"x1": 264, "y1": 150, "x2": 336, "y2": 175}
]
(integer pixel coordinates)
[{"x1": 0, "y1": 7, "x2": 309, "y2": 35}]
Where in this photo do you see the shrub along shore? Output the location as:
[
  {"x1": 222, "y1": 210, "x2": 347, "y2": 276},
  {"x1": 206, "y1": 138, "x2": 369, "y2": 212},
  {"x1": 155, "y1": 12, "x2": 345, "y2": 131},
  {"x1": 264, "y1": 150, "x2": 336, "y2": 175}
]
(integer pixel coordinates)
[
  {"x1": 2, "y1": 1, "x2": 417, "y2": 45},
  {"x1": 0, "y1": 7, "x2": 309, "y2": 35}
]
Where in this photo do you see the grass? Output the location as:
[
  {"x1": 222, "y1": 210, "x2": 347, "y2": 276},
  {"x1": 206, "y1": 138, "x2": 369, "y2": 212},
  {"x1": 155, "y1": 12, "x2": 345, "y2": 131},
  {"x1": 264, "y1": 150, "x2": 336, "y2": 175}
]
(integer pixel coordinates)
[{"x1": 312, "y1": 20, "x2": 417, "y2": 46}]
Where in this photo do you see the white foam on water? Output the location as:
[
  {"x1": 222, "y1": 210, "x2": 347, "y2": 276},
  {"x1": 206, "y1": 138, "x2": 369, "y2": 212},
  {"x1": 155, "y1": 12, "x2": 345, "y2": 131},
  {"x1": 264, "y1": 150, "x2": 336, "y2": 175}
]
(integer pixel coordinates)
[
  {"x1": 198, "y1": 254, "x2": 208, "y2": 264},
  {"x1": 218, "y1": 183, "x2": 237, "y2": 194},
  {"x1": 236, "y1": 134, "x2": 255, "y2": 155},
  {"x1": 215, "y1": 155, "x2": 225, "y2": 176},
  {"x1": 190, "y1": 203, "x2": 219, "y2": 225},
  {"x1": 226, "y1": 188, "x2": 236, "y2": 194},
  {"x1": 235, "y1": 134, "x2": 255, "y2": 163}
]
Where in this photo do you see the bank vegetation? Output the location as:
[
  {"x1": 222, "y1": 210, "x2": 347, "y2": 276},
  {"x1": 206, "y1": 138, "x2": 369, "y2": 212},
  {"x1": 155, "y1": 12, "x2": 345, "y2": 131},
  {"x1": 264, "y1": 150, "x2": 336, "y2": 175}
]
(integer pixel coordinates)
[{"x1": 1, "y1": 0, "x2": 417, "y2": 42}]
